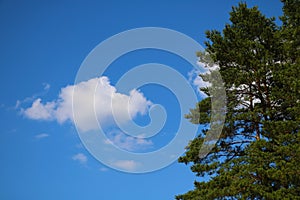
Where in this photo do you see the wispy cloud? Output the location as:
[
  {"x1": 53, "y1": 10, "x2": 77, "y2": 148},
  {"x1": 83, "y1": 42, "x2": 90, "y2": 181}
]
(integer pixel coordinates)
[
  {"x1": 111, "y1": 160, "x2": 139, "y2": 171},
  {"x1": 188, "y1": 62, "x2": 219, "y2": 97},
  {"x1": 15, "y1": 83, "x2": 51, "y2": 109},
  {"x1": 43, "y1": 83, "x2": 51, "y2": 90},
  {"x1": 35, "y1": 133, "x2": 49, "y2": 139},
  {"x1": 99, "y1": 167, "x2": 109, "y2": 172},
  {"x1": 104, "y1": 130, "x2": 153, "y2": 152},
  {"x1": 20, "y1": 77, "x2": 152, "y2": 132},
  {"x1": 72, "y1": 153, "x2": 88, "y2": 165}
]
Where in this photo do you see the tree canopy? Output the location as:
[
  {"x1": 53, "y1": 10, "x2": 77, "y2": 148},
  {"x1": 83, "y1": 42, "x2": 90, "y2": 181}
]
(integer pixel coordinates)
[{"x1": 177, "y1": 1, "x2": 300, "y2": 199}]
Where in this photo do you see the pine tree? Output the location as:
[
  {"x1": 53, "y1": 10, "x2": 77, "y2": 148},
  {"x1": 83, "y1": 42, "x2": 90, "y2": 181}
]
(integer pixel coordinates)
[{"x1": 176, "y1": 2, "x2": 300, "y2": 199}]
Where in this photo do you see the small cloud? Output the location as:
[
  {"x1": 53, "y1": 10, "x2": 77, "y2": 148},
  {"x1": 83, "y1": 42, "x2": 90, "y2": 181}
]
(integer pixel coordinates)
[
  {"x1": 99, "y1": 167, "x2": 109, "y2": 172},
  {"x1": 188, "y1": 61, "x2": 219, "y2": 97},
  {"x1": 72, "y1": 153, "x2": 88, "y2": 165},
  {"x1": 104, "y1": 130, "x2": 153, "y2": 152},
  {"x1": 188, "y1": 62, "x2": 219, "y2": 97},
  {"x1": 15, "y1": 100, "x2": 21, "y2": 109},
  {"x1": 35, "y1": 133, "x2": 49, "y2": 139},
  {"x1": 112, "y1": 160, "x2": 139, "y2": 171},
  {"x1": 196, "y1": 61, "x2": 219, "y2": 72},
  {"x1": 43, "y1": 83, "x2": 51, "y2": 90},
  {"x1": 15, "y1": 83, "x2": 51, "y2": 110},
  {"x1": 188, "y1": 69, "x2": 209, "y2": 97}
]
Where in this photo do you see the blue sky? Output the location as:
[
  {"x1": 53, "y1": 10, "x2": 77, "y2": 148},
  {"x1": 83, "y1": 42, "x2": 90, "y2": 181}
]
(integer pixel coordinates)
[{"x1": 0, "y1": 1, "x2": 283, "y2": 199}]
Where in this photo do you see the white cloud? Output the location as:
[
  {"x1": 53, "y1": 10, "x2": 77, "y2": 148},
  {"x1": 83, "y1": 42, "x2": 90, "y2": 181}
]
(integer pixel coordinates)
[
  {"x1": 72, "y1": 153, "x2": 88, "y2": 165},
  {"x1": 188, "y1": 62, "x2": 219, "y2": 97},
  {"x1": 23, "y1": 98, "x2": 56, "y2": 120},
  {"x1": 188, "y1": 69, "x2": 210, "y2": 97},
  {"x1": 21, "y1": 77, "x2": 152, "y2": 132},
  {"x1": 104, "y1": 130, "x2": 153, "y2": 152},
  {"x1": 35, "y1": 133, "x2": 49, "y2": 139},
  {"x1": 192, "y1": 70, "x2": 211, "y2": 88},
  {"x1": 112, "y1": 160, "x2": 139, "y2": 171}
]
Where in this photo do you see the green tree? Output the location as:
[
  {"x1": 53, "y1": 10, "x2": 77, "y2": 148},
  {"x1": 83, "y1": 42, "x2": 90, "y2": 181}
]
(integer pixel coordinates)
[{"x1": 177, "y1": 2, "x2": 300, "y2": 199}]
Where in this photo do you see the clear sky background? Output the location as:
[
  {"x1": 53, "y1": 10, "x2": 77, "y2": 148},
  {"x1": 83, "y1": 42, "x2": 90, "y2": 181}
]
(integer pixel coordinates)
[{"x1": 0, "y1": 1, "x2": 283, "y2": 199}]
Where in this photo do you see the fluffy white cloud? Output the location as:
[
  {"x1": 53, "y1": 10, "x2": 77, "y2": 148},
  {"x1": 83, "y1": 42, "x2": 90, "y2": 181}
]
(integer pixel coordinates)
[
  {"x1": 72, "y1": 153, "x2": 88, "y2": 165},
  {"x1": 23, "y1": 99, "x2": 56, "y2": 120},
  {"x1": 21, "y1": 77, "x2": 152, "y2": 132}
]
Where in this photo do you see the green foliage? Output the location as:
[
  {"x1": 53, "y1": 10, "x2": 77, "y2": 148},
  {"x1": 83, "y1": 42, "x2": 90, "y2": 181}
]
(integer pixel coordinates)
[{"x1": 177, "y1": 1, "x2": 300, "y2": 199}]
